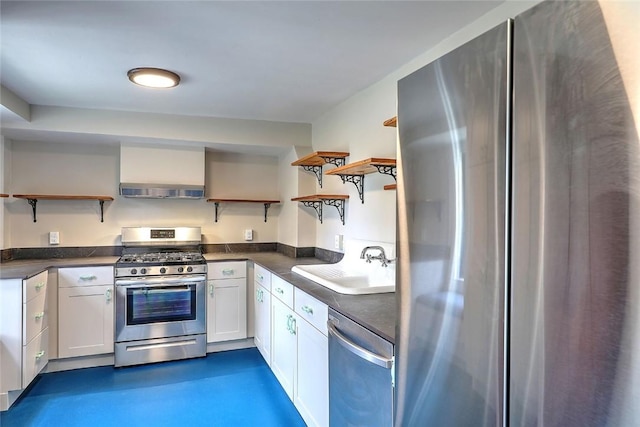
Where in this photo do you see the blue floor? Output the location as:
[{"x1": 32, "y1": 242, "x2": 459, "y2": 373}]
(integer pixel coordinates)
[{"x1": 1, "y1": 348, "x2": 306, "y2": 427}]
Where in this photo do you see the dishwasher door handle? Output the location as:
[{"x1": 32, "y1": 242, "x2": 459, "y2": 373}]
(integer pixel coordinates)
[{"x1": 328, "y1": 321, "x2": 393, "y2": 369}]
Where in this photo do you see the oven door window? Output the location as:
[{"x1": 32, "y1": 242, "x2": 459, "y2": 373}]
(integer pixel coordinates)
[{"x1": 126, "y1": 285, "x2": 197, "y2": 325}]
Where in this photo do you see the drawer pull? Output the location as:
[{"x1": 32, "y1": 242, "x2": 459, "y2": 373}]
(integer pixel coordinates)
[
  {"x1": 80, "y1": 275, "x2": 97, "y2": 281},
  {"x1": 275, "y1": 287, "x2": 284, "y2": 295},
  {"x1": 301, "y1": 305, "x2": 314, "y2": 315},
  {"x1": 257, "y1": 274, "x2": 264, "y2": 281},
  {"x1": 222, "y1": 269, "x2": 235, "y2": 276},
  {"x1": 35, "y1": 282, "x2": 46, "y2": 291},
  {"x1": 35, "y1": 312, "x2": 45, "y2": 320},
  {"x1": 35, "y1": 350, "x2": 46, "y2": 360},
  {"x1": 106, "y1": 288, "x2": 112, "y2": 301}
]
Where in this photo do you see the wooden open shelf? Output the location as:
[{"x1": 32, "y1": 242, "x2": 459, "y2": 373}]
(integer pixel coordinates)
[
  {"x1": 325, "y1": 158, "x2": 396, "y2": 176},
  {"x1": 291, "y1": 151, "x2": 349, "y2": 188},
  {"x1": 13, "y1": 194, "x2": 114, "y2": 223},
  {"x1": 291, "y1": 151, "x2": 349, "y2": 167},
  {"x1": 291, "y1": 194, "x2": 349, "y2": 225},
  {"x1": 383, "y1": 116, "x2": 397, "y2": 127},
  {"x1": 384, "y1": 184, "x2": 397, "y2": 191},
  {"x1": 0, "y1": 194, "x2": 8, "y2": 198},
  {"x1": 325, "y1": 158, "x2": 397, "y2": 203},
  {"x1": 206, "y1": 198, "x2": 280, "y2": 223}
]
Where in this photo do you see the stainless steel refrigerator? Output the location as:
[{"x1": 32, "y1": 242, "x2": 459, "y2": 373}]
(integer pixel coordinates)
[{"x1": 395, "y1": 1, "x2": 640, "y2": 426}]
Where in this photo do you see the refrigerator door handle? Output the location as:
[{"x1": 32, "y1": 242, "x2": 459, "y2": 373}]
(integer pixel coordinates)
[{"x1": 328, "y1": 320, "x2": 393, "y2": 369}]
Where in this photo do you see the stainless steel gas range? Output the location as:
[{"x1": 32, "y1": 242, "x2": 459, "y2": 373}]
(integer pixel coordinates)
[{"x1": 114, "y1": 227, "x2": 207, "y2": 367}]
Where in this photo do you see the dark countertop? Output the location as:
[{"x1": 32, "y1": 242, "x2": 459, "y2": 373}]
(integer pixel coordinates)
[
  {"x1": 206, "y1": 252, "x2": 396, "y2": 343},
  {"x1": 0, "y1": 252, "x2": 396, "y2": 344}
]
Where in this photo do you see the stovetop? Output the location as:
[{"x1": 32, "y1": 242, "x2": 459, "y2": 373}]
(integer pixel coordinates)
[
  {"x1": 117, "y1": 251, "x2": 205, "y2": 265},
  {"x1": 115, "y1": 250, "x2": 207, "y2": 278}
]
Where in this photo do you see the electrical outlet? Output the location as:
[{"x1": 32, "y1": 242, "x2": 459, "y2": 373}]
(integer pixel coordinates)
[
  {"x1": 244, "y1": 229, "x2": 253, "y2": 241},
  {"x1": 334, "y1": 234, "x2": 343, "y2": 250},
  {"x1": 49, "y1": 231, "x2": 60, "y2": 245}
]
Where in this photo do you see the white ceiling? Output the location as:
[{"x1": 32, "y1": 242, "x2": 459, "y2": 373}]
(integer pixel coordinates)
[{"x1": 0, "y1": 1, "x2": 503, "y2": 125}]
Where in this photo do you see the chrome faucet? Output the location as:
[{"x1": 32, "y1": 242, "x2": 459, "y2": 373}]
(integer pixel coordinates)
[{"x1": 360, "y1": 246, "x2": 394, "y2": 267}]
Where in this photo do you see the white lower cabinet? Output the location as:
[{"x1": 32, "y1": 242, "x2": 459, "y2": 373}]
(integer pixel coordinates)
[
  {"x1": 295, "y1": 315, "x2": 329, "y2": 427},
  {"x1": 254, "y1": 264, "x2": 272, "y2": 365},
  {"x1": 254, "y1": 283, "x2": 272, "y2": 365},
  {"x1": 271, "y1": 297, "x2": 297, "y2": 400},
  {"x1": 0, "y1": 270, "x2": 50, "y2": 411},
  {"x1": 58, "y1": 266, "x2": 114, "y2": 358},
  {"x1": 261, "y1": 270, "x2": 329, "y2": 427},
  {"x1": 207, "y1": 261, "x2": 247, "y2": 343}
]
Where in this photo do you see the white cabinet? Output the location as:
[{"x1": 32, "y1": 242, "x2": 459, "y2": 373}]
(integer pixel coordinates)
[
  {"x1": 254, "y1": 264, "x2": 272, "y2": 365},
  {"x1": 268, "y1": 275, "x2": 329, "y2": 426},
  {"x1": 271, "y1": 282, "x2": 297, "y2": 400},
  {"x1": 58, "y1": 266, "x2": 114, "y2": 358},
  {"x1": 206, "y1": 261, "x2": 247, "y2": 343},
  {"x1": 294, "y1": 289, "x2": 329, "y2": 427},
  {"x1": 0, "y1": 270, "x2": 49, "y2": 411}
]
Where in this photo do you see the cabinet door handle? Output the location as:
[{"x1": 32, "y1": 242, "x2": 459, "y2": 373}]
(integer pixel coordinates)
[
  {"x1": 35, "y1": 312, "x2": 45, "y2": 320},
  {"x1": 105, "y1": 288, "x2": 112, "y2": 301},
  {"x1": 275, "y1": 287, "x2": 284, "y2": 295},
  {"x1": 80, "y1": 275, "x2": 97, "y2": 281},
  {"x1": 222, "y1": 269, "x2": 235, "y2": 276},
  {"x1": 35, "y1": 282, "x2": 46, "y2": 291},
  {"x1": 301, "y1": 305, "x2": 314, "y2": 315},
  {"x1": 256, "y1": 289, "x2": 262, "y2": 303},
  {"x1": 35, "y1": 350, "x2": 45, "y2": 360},
  {"x1": 286, "y1": 314, "x2": 293, "y2": 333},
  {"x1": 290, "y1": 317, "x2": 297, "y2": 335},
  {"x1": 209, "y1": 283, "x2": 215, "y2": 296}
]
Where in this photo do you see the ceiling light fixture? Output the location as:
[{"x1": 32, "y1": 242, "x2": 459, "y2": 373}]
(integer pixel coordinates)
[{"x1": 127, "y1": 67, "x2": 180, "y2": 88}]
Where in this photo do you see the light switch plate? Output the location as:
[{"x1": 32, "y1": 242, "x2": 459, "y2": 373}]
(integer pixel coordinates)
[
  {"x1": 244, "y1": 229, "x2": 253, "y2": 241},
  {"x1": 49, "y1": 231, "x2": 60, "y2": 245},
  {"x1": 334, "y1": 234, "x2": 343, "y2": 250}
]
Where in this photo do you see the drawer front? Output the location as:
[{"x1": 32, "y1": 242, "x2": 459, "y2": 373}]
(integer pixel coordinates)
[
  {"x1": 24, "y1": 290, "x2": 48, "y2": 343},
  {"x1": 23, "y1": 327, "x2": 49, "y2": 388},
  {"x1": 24, "y1": 270, "x2": 48, "y2": 303},
  {"x1": 208, "y1": 261, "x2": 246, "y2": 280},
  {"x1": 254, "y1": 264, "x2": 271, "y2": 291},
  {"x1": 59, "y1": 266, "x2": 114, "y2": 288},
  {"x1": 271, "y1": 275, "x2": 294, "y2": 308},
  {"x1": 295, "y1": 288, "x2": 329, "y2": 336}
]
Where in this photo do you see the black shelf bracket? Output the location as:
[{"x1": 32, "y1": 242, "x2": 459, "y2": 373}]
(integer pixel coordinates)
[
  {"x1": 323, "y1": 199, "x2": 346, "y2": 225},
  {"x1": 319, "y1": 156, "x2": 346, "y2": 168},
  {"x1": 27, "y1": 198, "x2": 37, "y2": 222},
  {"x1": 263, "y1": 203, "x2": 272, "y2": 223},
  {"x1": 373, "y1": 165, "x2": 397, "y2": 181},
  {"x1": 302, "y1": 165, "x2": 324, "y2": 188},
  {"x1": 301, "y1": 200, "x2": 323, "y2": 223},
  {"x1": 214, "y1": 202, "x2": 220, "y2": 222},
  {"x1": 99, "y1": 200, "x2": 106, "y2": 222},
  {"x1": 339, "y1": 175, "x2": 365, "y2": 204}
]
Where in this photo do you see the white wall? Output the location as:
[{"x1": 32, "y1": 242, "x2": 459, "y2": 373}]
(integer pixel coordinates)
[
  {"x1": 277, "y1": 146, "x2": 316, "y2": 248},
  {"x1": 5, "y1": 140, "x2": 281, "y2": 248},
  {"x1": 0, "y1": 136, "x2": 9, "y2": 249},
  {"x1": 310, "y1": 0, "x2": 538, "y2": 252}
]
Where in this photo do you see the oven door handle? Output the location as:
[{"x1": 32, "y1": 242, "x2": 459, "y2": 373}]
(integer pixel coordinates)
[{"x1": 115, "y1": 275, "x2": 206, "y2": 286}]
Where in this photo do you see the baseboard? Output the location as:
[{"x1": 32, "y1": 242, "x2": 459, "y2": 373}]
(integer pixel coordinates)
[
  {"x1": 45, "y1": 354, "x2": 115, "y2": 373},
  {"x1": 206, "y1": 338, "x2": 255, "y2": 353}
]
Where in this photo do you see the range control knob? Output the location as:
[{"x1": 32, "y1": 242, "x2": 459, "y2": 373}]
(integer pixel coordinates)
[
  {"x1": 160, "y1": 267, "x2": 167, "y2": 274},
  {"x1": 131, "y1": 268, "x2": 137, "y2": 275},
  {"x1": 187, "y1": 266, "x2": 193, "y2": 273},
  {"x1": 140, "y1": 268, "x2": 147, "y2": 275},
  {"x1": 178, "y1": 267, "x2": 184, "y2": 273}
]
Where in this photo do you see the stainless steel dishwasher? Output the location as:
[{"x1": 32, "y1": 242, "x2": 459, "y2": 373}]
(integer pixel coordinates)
[{"x1": 328, "y1": 308, "x2": 394, "y2": 426}]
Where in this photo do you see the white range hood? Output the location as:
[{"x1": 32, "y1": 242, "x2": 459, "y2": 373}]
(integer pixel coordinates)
[{"x1": 119, "y1": 143, "x2": 205, "y2": 199}]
